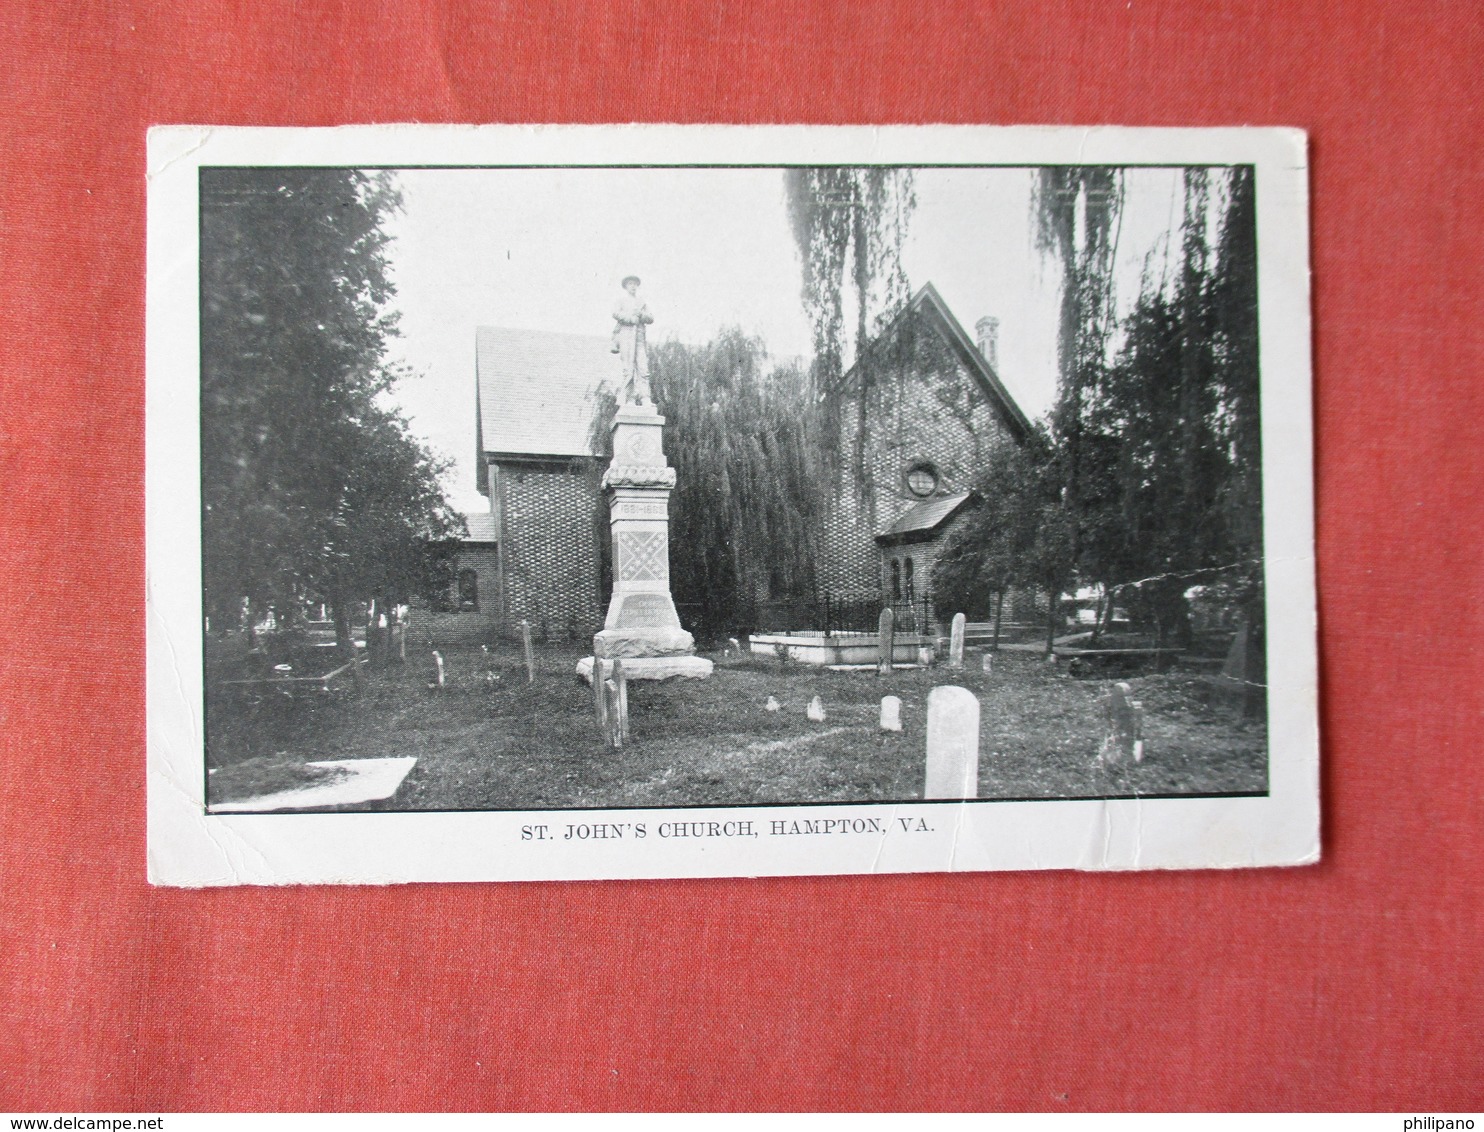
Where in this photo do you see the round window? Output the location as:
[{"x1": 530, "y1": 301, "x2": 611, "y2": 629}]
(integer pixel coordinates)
[{"x1": 906, "y1": 463, "x2": 938, "y2": 497}]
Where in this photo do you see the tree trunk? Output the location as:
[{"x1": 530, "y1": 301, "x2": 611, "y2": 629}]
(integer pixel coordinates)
[
  {"x1": 991, "y1": 589, "x2": 1005, "y2": 651},
  {"x1": 1045, "y1": 589, "x2": 1059, "y2": 655}
]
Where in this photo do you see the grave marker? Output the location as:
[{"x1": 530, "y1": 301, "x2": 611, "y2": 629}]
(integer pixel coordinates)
[
  {"x1": 603, "y1": 678, "x2": 623, "y2": 748},
  {"x1": 806, "y1": 695, "x2": 826, "y2": 722},
  {"x1": 949, "y1": 613, "x2": 966, "y2": 669},
  {"x1": 592, "y1": 658, "x2": 609, "y2": 727},
  {"x1": 925, "y1": 686, "x2": 980, "y2": 799},
  {"x1": 1098, "y1": 682, "x2": 1140, "y2": 766},
  {"x1": 520, "y1": 619, "x2": 535, "y2": 683},
  {"x1": 613, "y1": 659, "x2": 630, "y2": 744},
  {"x1": 877, "y1": 607, "x2": 895, "y2": 676},
  {"x1": 1130, "y1": 699, "x2": 1145, "y2": 763},
  {"x1": 981, "y1": 653, "x2": 994, "y2": 675},
  {"x1": 432, "y1": 650, "x2": 445, "y2": 689},
  {"x1": 880, "y1": 695, "x2": 902, "y2": 733}
]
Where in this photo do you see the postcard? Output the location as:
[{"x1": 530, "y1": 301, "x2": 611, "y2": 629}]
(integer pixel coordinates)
[{"x1": 146, "y1": 124, "x2": 1317, "y2": 884}]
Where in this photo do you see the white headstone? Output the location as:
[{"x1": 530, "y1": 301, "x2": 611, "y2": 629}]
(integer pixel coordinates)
[
  {"x1": 764, "y1": 696, "x2": 781, "y2": 713},
  {"x1": 949, "y1": 613, "x2": 966, "y2": 669},
  {"x1": 981, "y1": 653, "x2": 994, "y2": 675},
  {"x1": 924, "y1": 685, "x2": 980, "y2": 799},
  {"x1": 917, "y1": 645, "x2": 934, "y2": 668},
  {"x1": 806, "y1": 695, "x2": 826, "y2": 722},
  {"x1": 880, "y1": 695, "x2": 902, "y2": 732}
]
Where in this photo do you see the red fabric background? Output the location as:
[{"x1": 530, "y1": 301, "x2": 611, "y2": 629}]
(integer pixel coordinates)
[{"x1": 1, "y1": 0, "x2": 1479, "y2": 1113}]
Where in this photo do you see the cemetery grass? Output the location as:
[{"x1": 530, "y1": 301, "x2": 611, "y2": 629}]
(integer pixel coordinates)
[{"x1": 205, "y1": 644, "x2": 1267, "y2": 811}]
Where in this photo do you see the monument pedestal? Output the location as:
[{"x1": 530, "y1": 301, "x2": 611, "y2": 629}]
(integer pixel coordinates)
[{"x1": 579, "y1": 403, "x2": 713, "y2": 684}]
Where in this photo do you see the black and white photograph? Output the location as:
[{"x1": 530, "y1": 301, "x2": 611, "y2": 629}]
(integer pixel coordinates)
[{"x1": 146, "y1": 126, "x2": 1318, "y2": 884}]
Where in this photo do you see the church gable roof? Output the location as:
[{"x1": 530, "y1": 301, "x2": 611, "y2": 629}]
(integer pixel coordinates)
[
  {"x1": 476, "y1": 326, "x2": 612, "y2": 460},
  {"x1": 847, "y1": 282, "x2": 1033, "y2": 442}
]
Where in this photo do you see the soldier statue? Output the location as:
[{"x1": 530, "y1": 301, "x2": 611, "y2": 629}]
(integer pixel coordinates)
[{"x1": 611, "y1": 274, "x2": 654, "y2": 406}]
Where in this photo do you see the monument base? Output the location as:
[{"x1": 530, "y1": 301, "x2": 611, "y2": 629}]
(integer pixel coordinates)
[
  {"x1": 577, "y1": 655, "x2": 715, "y2": 684},
  {"x1": 594, "y1": 627, "x2": 695, "y2": 658}
]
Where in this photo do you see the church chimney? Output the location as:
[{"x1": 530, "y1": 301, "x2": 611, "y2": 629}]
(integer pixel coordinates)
[{"x1": 975, "y1": 316, "x2": 1000, "y2": 371}]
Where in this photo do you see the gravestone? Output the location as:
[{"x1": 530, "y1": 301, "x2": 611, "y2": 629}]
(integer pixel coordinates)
[
  {"x1": 917, "y1": 645, "x2": 934, "y2": 668},
  {"x1": 432, "y1": 650, "x2": 445, "y2": 689},
  {"x1": 1098, "y1": 682, "x2": 1141, "y2": 766},
  {"x1": 520, "y1": 620, "x2": 535, "y2": 683},
  {"x1": 1130, "y1": 698, "x2": 1146, "y2": 763},
  {"x1": 981, "y1": 653, "x2": 994, "y2": 675},
  {"x1": 592, "y1": 657, "x2": 609, "y2": 728},
  {"x1": 877, "y1": 607, "x2": 895, "y2": 676},
  {"x1": 579, "y1": 293, "x2": 712, "y2": 684},
  {"x1": 806, "y1": 695, "x2": 826, "y2": 722},
  {"x1": 613, "y1": 659, "x2": 630, "y2": 743},
  {"x1": 924, "y1": 685, "x2": 980, "y2": 799},
  {"x1": 764, "y1": 696, "x2": 780, "y2": 713},
  {"x1": 948, "y1": 613, "x2": 966, "y2": 668},
  {"x1": 603, "y1": 678, "x2": 623, "y2": 748},
  {"x1": 880, "y1": 695, "x2": 902, "y2": 733}
]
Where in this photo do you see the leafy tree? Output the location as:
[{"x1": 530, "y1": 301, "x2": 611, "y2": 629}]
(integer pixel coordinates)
[{"x1": 200, "y1": 168, "x2": 462, "y2": 654}]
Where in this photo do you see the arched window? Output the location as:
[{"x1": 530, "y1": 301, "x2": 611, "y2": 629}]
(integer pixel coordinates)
[
  {"x1": 903, "y1": 557, "x2": 915, "y2": 602},
  {"x1": 458, "y1": 569, "x2": 479, "y2": 613},
  {"x1": 891, "y1": 559, "x2": 902, "y2": 602}
]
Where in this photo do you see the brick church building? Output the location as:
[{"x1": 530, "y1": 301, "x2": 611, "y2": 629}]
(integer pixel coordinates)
[
  {"x1": 816, "y1": 283, "x2": 1031, "y2": 607},
  {"x1": 425, "y1": 284, "x2": 1029, "y2": 643}
]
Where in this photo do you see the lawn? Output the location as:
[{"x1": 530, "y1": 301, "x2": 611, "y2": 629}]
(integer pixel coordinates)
[{"x1": 204, "y1": 640, "x2": 1267, "y2": 812}]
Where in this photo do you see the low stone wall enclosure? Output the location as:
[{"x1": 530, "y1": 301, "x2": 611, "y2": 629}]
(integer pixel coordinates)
[{"x1": 749, "y1": 632, "x2": 931, "y2": 667}]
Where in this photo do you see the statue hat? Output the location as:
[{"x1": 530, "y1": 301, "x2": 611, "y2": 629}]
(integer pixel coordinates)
[{"x1": 621, "y1": 274, "x2": 641, "y2": 288}]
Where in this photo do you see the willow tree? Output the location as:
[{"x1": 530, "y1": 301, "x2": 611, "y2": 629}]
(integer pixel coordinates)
[
  {"x1": 1032, "y1": 168, "x2": 1124, "y2": 481},
  {"x1": 783, "y1": 167, "x2": 915, "y2": 496},
  {"x1": 590, "y1": 329, "x2": 825, "y2": 642},
  {"x1": 1023, "y1": 168, "x2": 1126, "y2": 635}
]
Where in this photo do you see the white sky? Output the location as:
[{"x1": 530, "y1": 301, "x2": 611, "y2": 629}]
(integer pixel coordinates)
[{"x1": 382, "y1": 166, "x2": 1186, "y2": 510}]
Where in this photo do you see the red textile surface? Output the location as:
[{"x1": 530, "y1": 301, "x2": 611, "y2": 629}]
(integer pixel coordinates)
[{"x1": 1, "y1": 0, "x2": 1480, "y2": 1113}]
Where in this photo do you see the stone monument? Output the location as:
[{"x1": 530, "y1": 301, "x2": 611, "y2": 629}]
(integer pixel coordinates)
[{"x1": 578, "y1": 277, "x2": 713, "y2": 685}]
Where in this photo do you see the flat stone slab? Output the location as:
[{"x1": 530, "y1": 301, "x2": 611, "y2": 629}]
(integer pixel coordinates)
[
  {"x1": 578, "y1": 655, "x2": 712, "y2": 683},
  {"x1": 208, "y1": 756, "x2": 417, "y2": 813}
]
